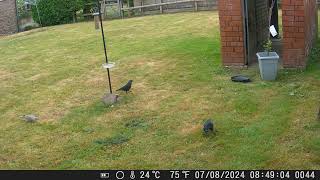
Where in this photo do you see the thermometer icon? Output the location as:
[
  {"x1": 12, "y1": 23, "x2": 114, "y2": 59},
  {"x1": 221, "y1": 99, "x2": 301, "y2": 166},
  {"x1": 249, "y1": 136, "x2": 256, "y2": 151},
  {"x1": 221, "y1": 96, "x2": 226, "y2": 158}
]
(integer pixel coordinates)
[{"x1": 130, "y1": 171, "x2": 135, "y2": 179}]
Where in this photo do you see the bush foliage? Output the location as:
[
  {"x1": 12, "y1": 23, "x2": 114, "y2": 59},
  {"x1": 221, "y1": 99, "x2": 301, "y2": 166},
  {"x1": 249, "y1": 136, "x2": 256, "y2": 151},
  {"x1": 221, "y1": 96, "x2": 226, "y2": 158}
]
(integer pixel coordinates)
[{"x1": 32, "y1": 0, "x2": 84, "y2": 26}]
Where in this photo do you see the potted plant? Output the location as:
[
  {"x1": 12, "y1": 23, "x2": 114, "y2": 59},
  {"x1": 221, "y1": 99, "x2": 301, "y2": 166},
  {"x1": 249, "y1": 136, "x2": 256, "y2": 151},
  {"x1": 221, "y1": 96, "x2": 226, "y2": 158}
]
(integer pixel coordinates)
[{"x1": 256, "y1": 0, "x2": 279, "y2": 81}]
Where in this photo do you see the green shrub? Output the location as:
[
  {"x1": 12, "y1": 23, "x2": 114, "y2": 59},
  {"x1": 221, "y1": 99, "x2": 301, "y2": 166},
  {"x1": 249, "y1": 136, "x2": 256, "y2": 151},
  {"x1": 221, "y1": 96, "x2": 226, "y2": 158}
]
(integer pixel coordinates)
[{"x1": 32, "y1": 0, "x2": 83, "y2": 26}]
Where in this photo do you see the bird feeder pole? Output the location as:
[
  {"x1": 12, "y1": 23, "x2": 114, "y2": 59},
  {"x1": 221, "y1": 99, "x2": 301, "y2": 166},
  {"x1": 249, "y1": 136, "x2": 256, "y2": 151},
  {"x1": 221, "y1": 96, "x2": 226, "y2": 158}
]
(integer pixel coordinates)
[{"x1": 96, "y1": 0, "x2": 113, "y2": 94}]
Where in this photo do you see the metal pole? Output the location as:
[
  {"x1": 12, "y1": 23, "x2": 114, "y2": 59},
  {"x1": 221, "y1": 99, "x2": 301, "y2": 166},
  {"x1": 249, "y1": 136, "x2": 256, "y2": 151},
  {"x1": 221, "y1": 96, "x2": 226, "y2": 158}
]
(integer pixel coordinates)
[{"x1": 96, "y1": 0, "x2": 113, "y2": 94}]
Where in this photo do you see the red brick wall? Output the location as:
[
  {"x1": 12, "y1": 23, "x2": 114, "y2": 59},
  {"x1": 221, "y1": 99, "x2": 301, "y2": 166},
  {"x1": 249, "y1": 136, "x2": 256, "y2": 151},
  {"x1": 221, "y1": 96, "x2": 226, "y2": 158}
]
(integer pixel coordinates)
[
  {"x1": 218, "y1": 0, "x2": 245, "y2": 66},
  {"x1": 0, "y1": 0, "x2": 18, "y2": 35},
  {"x1": 282, "y1": 0, "x2": 318, "y2": 68}
]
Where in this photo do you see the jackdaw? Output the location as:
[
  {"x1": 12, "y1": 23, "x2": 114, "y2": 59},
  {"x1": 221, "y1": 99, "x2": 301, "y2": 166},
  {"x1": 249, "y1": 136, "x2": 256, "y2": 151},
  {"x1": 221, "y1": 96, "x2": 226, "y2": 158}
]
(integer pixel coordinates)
[
  {"x1": 116, "y1": 80, "x2": 133, "y2": 93},
  {"x1": 203, "y1": 119, "x2": 215, "y2": 135}
]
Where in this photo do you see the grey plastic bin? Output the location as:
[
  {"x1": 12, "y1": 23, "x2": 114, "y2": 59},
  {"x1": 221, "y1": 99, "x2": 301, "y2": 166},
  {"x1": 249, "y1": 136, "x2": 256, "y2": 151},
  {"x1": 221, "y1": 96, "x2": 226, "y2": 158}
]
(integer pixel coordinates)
[{"x1": 256, "y1": 52, "x2": 279, "y2": 81}]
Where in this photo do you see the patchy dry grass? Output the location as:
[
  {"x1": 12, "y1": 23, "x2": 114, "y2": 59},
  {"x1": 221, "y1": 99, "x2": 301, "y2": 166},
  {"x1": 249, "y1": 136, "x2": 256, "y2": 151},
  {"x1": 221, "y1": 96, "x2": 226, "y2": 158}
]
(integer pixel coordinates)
[{"x1": 0, "y1": 11, "x2": 319, "y2": 169}]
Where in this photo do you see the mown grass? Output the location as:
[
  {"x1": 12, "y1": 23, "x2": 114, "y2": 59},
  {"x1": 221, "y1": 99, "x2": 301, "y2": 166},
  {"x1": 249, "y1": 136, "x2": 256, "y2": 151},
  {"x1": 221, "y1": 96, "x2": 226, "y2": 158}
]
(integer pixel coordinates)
[{"x1": 0, "y1": 11, "x2": 319, "y2": 169}]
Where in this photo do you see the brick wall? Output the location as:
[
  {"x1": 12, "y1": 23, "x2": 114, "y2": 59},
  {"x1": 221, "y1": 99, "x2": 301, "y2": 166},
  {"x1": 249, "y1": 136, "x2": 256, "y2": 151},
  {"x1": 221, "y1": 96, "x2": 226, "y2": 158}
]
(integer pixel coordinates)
[
  {"x1": 0, "y1": 0, "x2": 18, "y2": 35},
  {"x1": 218, "y1": 0, "x2": 245, "y2": 66},
  {"x1": 282, "y1": 0, "x2": 318, "y2": 68}
]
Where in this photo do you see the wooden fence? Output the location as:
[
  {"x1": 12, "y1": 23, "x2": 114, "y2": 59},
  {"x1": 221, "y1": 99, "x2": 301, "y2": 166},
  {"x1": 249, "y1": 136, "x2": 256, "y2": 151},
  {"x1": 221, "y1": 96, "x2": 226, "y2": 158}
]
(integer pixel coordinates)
[
  {"x1": 121, "y1": 0, "x2": 217, "y2": 18},
  {"x1": 83, "y1": 0, "x2": 218, "y2": 19},
  {"x1": 84, "y1": 0, "x2": 318, "y2": 19}
]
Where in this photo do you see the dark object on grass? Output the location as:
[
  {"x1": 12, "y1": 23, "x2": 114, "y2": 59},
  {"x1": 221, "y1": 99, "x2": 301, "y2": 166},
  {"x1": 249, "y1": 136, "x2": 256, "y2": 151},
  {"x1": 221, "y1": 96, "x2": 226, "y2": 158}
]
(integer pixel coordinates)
[
  {"x1": 203, "y1": 119, "x2": 215, "y2": 135},
  {"x1": 116, "y1": 80, "x2": 133, "y2": 93},
  {"x1": 231, "y1": 75, "x2": 251, "y2": 83},
  {"x1": 102, "y1": 93, "x2": 119, "y2": 106},
  {"x1": 317, "y1": 107, "x2": 320, "y2": 121},
  {"x1": 20, "y1": 114, "x2": 38, "y2": 123}
]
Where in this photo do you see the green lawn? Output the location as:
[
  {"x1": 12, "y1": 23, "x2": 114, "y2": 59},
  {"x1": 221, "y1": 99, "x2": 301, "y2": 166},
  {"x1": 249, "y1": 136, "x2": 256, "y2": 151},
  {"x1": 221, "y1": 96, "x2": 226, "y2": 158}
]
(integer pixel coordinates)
[{"x1": 0, "y1": 11, "x2": 320, "y2": 169}]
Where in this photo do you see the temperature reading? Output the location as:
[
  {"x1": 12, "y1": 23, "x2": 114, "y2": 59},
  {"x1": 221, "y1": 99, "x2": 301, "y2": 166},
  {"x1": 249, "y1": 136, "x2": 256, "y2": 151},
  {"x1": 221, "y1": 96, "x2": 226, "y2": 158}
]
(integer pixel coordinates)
[
  {"x1": 140, "y1": 171, "x2": 150, "y2": 179},
  {"x1": 170, "y1": 171, "x2": 179, "y2": 179},
  {"x1": 153, "y1": 171, "x2": 161, "y2": 179},
  {"x1": 140, "y1": 171, "x2": 161, "y2": 179}
]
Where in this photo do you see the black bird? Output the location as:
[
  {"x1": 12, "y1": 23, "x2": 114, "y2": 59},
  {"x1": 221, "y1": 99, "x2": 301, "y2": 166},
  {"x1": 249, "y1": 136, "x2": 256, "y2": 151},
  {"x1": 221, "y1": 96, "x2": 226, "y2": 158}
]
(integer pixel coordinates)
[
  {"x1": 203, "y1": 119, "x2": 215, "y2": 135},
  {"x1": 116, "y1": 80, "x2": 133, "y2": 93}
]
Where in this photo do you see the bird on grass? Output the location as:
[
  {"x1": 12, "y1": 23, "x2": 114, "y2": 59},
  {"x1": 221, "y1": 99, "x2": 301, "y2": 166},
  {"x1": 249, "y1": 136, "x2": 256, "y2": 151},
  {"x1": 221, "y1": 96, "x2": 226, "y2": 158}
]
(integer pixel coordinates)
[
  {"x1": 20, "y1": 114, "x2": 39, "y2": 123},
  {"x1": 116, "y1": 80, "x2": 133, "y2": 93},
  {"x1": 203, "y1": 119, "x2": 215, "y2": 135}
]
